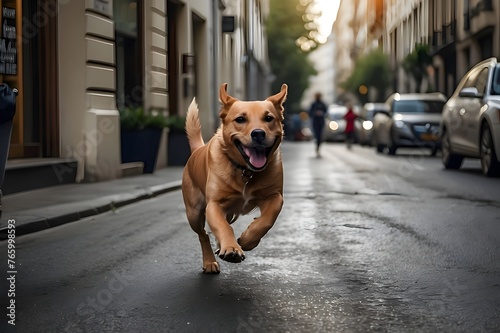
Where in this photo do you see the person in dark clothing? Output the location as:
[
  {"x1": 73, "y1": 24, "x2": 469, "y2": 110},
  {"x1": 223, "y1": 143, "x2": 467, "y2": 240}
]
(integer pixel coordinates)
[{"x1": 309, "y1": 92, "x2": 327, "y2": 156}]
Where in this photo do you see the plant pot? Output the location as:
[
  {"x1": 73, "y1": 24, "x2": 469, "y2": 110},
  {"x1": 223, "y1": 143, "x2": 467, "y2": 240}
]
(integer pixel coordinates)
[
  {"x1": 168, "y1": 129, "x2": 190, "y2": 166},
  {"x1": 121, "y1": 127, "x2": 162, "y2": 173}
]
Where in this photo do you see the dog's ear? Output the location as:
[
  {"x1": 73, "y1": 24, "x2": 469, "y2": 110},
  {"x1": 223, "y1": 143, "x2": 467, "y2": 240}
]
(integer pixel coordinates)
[
  {"x1": 219, "y1": 83, "x2": 238, "y2": 119},
  {"x1": 266, "y1": 84, "x2": 287, "y2": 106},
  {"x1": 266, "y1": 84, "x2": 288, "y2": 118}
]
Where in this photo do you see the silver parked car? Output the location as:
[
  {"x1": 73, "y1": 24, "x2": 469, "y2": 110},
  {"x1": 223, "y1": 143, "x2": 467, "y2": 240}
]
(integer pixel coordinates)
[
  {"x1": 358, "y1": 103, "x2": 388, "y2": 146},
  {"x1": 441, "y1": 57, "x2": 500, "y2": 177},
  {"x1": 372, "y1": 93, "x2": 447, "y2": 155}
]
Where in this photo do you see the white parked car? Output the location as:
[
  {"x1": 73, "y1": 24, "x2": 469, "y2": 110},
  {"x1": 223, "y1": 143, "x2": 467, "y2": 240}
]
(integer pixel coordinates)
[
  {"x1": 440, "y1": 57, "x2": 500, "y2": 177},
  {"x1": 372, "y1": 93, "x2": 446, "y2": 155}
]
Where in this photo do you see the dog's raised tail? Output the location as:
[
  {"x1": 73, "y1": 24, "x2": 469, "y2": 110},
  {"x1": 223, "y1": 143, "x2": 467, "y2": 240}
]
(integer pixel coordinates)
[{"x1": 185, "y1": 98, "x2": 204, "y2": 153}]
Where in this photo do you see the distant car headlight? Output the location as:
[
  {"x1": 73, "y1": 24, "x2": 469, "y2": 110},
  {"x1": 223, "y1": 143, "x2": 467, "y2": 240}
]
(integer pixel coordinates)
[
  {"x1": 395, "y1": 120, "x2": 406, "y2": 128},
  {"x1": 362, "y1": 120, "x2": 373, "y2": 130},
  {"x1": 301, "y1": 127, "x2": 312, "y2": 137},
  {"x1": 329, "y1": 121, "x2": 339, "y2": 131}
]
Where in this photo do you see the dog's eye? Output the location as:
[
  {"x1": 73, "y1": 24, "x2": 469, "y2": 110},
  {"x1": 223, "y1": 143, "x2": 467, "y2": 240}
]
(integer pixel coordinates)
[
  {"x1": 235, "y1": 116, "x2": 246, "y2": 124},
  {"x1": 264, "y1": 115, "x2": 274, "y2": 122}
]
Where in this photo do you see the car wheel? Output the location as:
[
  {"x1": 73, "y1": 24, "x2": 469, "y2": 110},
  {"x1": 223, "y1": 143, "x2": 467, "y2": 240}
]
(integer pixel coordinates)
[
  {"x1": 388, "y1": 129, "x2": 397, "y2": 155},
  {"x1": 480, "y1": 124, "x2": 500, "y2": 177},
  {"x1": 388, "y1": 145, "x2": 397, "y2": 155},
  {"x1": 372, "y1": 132, "x2": 384, "y2": 153},
  {"x1": 430, "y1": 144, "x2": 438, "y2": 156},
  {"x1": 441, "y1": 130, "x2": 463, "y2": 169}
]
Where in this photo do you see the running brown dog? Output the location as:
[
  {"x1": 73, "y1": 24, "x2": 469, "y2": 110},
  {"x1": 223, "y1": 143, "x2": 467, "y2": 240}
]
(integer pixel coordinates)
[{"x1": 182, "y1": 83, "x2": 288, "y2": 274}]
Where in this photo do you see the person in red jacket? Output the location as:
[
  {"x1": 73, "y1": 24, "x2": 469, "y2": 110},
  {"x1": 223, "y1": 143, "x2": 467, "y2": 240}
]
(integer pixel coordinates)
[{"x1": 343, "y1": 103, "x2": 358, "y2": 149}]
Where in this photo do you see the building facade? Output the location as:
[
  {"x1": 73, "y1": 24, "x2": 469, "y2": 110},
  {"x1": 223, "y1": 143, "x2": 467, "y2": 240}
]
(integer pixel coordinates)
[
  {"x1": 1, "y1": 0, "x2": 271, "y2": 190},
  {"x1": 333, "y1": 0, "x2": 385, "y2": 100},
  {"x1": 383, "y1": 0, "x2": 500, "y2": 96},
  {"x1": 334, "y1": 0, "x2": 500, "y2": 100},
  {"x1": 431, "y1": 0, "x2": 499, "y2": 97}
]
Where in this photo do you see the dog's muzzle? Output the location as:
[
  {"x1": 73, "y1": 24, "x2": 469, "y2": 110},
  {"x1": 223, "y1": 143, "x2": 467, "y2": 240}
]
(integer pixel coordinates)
[{"x1": 235, "y1": 131, "x2": 278, "y2": 171}]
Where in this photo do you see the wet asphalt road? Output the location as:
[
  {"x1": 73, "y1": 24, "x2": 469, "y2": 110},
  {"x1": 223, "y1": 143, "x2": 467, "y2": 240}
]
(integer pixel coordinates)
[{"x1": 1, "y1": 141, "x2": 500, "y2": 332}]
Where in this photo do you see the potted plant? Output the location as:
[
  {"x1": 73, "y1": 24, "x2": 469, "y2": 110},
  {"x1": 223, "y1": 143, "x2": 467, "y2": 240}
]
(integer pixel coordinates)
[
  {"x1": 165, "y1": 115, "x2": 190, "y2": 166},
  {"x1": 119, "y1": 107, "x2": 168, "y2": 173}
]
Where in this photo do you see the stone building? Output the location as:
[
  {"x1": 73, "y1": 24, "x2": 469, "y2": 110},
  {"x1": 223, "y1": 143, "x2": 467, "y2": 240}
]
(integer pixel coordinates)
[
  {"x1": 333, "y1": 0, "x2": 500, "y2": 99},
  {"x1": 0, "y1": 0, "x2": 271, "y2": 194}
]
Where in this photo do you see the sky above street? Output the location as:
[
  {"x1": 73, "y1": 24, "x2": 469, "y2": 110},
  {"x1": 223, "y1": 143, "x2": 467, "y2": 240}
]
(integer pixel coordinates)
[{"x1": 313, "y1": 0, "x2": 341, "y2": 42}]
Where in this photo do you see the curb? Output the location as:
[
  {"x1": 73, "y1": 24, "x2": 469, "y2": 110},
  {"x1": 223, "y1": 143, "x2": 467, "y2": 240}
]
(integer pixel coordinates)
[{"x1": 0, "y1": 180, "x2": 182, "y2": 240}]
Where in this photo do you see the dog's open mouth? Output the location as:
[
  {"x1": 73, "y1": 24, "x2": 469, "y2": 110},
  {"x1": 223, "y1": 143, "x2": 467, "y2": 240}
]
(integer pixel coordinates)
[{"x1": 235, "y1": 139, "x2": 276, "y2": 171}]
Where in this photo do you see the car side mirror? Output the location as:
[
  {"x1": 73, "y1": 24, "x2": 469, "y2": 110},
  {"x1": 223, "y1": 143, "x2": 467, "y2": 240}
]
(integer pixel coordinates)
[{"x1": 459, "y1": 87, "x2": 480, "y2": 98}]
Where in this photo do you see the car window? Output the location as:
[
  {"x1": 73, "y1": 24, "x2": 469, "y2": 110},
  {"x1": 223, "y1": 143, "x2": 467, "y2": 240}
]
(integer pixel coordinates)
[
  {"x1": 474, "y1": 68, "x2": 489, "y2": 95},
  {"x1": 392, "y1": 100, "x2": 445, "y2": 114},
  {"x1": 463, "y1": 72, "x2": 477, "y2": 89},
  {"x1": 491, "y1": 66, "x2": 500, "y2": 95},
  {"x1": 327, "y1": 107, "x2": 347, "y2": 120}
]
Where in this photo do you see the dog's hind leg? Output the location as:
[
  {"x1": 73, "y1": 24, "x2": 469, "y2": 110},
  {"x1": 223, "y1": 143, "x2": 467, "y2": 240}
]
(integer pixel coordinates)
[{"x1": 186, "y1": 207, "x2": 220, "y2": 274}]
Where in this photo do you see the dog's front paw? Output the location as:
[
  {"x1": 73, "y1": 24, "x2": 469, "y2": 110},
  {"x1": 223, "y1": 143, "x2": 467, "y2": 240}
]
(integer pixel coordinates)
[
  {"x1": 215, "y1": 247, "x2": 245, "y2": 263},
  {"x1": 203, "y1": 261, "x2": 221, "y2": 274}
]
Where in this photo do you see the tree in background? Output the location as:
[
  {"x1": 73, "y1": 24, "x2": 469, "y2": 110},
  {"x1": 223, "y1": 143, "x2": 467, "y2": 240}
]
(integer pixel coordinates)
[
  {"x1": 401, "y1": 44, "x2": 432, "y2": 93},
  {"x1": 267, "y1": 0, "x2": 321, "y2": 112},
  {"x1": 340, "y1": 49, "x2": 391, "y2": 104}
]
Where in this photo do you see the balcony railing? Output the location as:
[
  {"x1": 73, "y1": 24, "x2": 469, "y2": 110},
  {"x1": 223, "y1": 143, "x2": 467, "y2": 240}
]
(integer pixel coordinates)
[{"x1": 470, "y1": 0, "x2": 493, "y2": 18}]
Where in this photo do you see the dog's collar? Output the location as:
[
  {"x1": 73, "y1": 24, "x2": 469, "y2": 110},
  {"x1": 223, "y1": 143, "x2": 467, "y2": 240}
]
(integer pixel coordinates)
[{"x1": 228, "y1": 157, "x2": 254, "y2": 179}]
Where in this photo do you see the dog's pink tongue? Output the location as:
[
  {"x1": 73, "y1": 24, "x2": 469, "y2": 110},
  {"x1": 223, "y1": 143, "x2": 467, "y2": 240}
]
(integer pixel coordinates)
[{"x1": 243, "y1": 147, "x2": 267, "y2": 169}]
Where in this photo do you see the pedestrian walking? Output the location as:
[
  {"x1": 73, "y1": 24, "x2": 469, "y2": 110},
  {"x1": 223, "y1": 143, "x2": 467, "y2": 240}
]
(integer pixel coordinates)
[
  {"x1": 343, "y1": 103, "x2": 358, "y2": 149},
  {"x1": 308, "y1": 92, "x2": 327, "y2": 157}
]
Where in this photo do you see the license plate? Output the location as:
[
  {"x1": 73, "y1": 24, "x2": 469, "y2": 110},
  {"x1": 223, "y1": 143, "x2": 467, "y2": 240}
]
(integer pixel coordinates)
[{"x1": 420, "y1": 133, "x2": 438, "y2": 141}]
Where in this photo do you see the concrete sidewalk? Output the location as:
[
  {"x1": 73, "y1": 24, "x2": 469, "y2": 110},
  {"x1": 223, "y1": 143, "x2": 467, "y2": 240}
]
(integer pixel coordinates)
[{"x1": 0, "y1": 167, "x2": 184, "y2": 239}]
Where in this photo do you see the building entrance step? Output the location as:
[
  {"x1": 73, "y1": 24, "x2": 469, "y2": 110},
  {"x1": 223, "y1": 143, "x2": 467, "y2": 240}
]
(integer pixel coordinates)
[{"x1": 2, "y1": 158, "x2": 78, "y2": 195}]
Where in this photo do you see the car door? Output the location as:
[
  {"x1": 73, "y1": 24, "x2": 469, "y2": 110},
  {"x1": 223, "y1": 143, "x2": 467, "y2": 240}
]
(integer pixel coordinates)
[
  {"x1": 463, "y1": 67, "x2": 489, "y2": 153},
  {"x1": 448, "y1": 67, "x2": 480, "y2": 153}
]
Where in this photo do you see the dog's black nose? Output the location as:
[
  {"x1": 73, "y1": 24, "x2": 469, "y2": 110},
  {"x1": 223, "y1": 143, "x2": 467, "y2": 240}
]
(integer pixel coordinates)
[{"x1": 251, "y1": 129, "x2": 266, "y2": 144}]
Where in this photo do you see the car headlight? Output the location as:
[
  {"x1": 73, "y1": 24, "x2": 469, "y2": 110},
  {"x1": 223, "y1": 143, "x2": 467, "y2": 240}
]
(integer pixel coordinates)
[
  {"x1": 393, "y1": 121, "x2": 412, "y2": 136},
  {"x1": 329, "y1": 121, "x2": 339, "y2": 131},
  {"x1": 394, "y1": 120, "x2": 406, "y2": 128},
  {"x1": 362, "y1": 120, "x2": 373, "y2": 130}
]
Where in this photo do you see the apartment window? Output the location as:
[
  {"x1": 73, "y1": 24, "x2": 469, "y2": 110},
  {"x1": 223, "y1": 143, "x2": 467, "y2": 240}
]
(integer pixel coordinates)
[
  {"x1": 114, "y1": 0, "x2": 143, "y2": 109},
  {"x1": 484, "y1": 0, "x2": 493, "y2": 10},
  {"x1": 479, "y1": 35, "x2": 493, "y2": 59},
  {"x1": 463, "y1": 0, "x2": 470, "y2": 31}
]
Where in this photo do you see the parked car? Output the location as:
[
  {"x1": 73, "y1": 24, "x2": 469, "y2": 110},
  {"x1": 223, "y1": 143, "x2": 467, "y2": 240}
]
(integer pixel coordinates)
[
  {"x1": 357, "y1": 103, "x2": 388, "y2": 146},
  {"x1": 323, "y1": 104, "x2": 349, "y2": 142},
  {"x1": 372, "y1": 92, "x2": 446, "y2": 155},
  {"x1": 440, "y1": 57, "x2": 500, "y2": 177}
]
